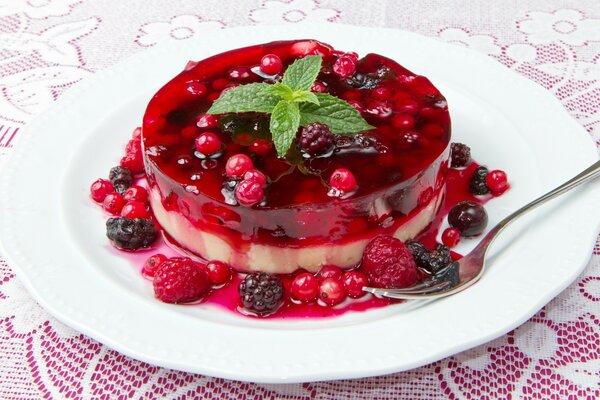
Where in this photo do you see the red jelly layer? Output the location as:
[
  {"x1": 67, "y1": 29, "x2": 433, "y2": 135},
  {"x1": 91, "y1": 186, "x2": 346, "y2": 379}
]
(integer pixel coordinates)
[{"x1": 142, "y1": 40, "x2": 450, "y2": 249}]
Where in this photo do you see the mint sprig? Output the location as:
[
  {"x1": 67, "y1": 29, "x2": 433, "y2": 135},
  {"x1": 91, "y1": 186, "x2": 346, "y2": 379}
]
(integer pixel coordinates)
[{"x1": 206, "y1": 55, "x2": 374, "y2": 156}]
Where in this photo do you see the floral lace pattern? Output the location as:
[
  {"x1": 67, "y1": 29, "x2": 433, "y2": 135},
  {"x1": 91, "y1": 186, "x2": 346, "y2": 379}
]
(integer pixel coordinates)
[{"x1": 0, "y1": 1, "x2": 599, "y2": 398}]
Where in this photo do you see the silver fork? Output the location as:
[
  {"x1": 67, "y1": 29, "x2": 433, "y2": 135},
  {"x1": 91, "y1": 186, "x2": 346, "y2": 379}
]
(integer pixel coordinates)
[{"x1": 364, "y1": 159, "x2": 600, "y2": 300}]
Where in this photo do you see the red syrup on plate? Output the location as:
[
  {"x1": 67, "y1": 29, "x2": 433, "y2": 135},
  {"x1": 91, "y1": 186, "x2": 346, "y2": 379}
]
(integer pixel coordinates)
[{"x1": 113, "y1": 160, "x2": 491, "y2": 320}]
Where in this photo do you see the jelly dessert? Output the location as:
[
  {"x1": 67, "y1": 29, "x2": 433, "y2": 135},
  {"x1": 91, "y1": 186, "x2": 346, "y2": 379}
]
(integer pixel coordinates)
[{"x1": 141, "y1": 39, "x2": 451, "y2": 273}]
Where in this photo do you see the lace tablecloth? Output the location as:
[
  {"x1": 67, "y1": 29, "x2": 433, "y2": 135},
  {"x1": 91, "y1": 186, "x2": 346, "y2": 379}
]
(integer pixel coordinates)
[{"x1": 1, "y1": 1, "x2": 599, "y2": 398}]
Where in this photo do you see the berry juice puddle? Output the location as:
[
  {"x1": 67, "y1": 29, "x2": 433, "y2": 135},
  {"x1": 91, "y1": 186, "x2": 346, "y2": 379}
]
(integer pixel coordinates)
[{"x1": 90, "y1": 40, "x2": 509, "y2": 319}]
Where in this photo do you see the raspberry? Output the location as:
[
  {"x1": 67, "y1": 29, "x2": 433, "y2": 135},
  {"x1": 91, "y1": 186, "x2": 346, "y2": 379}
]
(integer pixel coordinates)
[
  {"x1": 450, "y1": 143, "x2": 471, "y2": 168},
  {"x1": 469, "y1": 166, "x2": 490, "y2": 195},
  {"x1": 109, "y1": 166, "x2": 133, "y2": 194},
  {"x1": 143, "y1": 253, "x2": 167, "y2": 278},
  {"x1": 361, "y1": 235, "x2": 418, "y2": 288},
  {"x1": 298, "y1": 122, "x2": 334, "y2": 157},
  {"x1": 153, "y1": 258, "x2": 211, "y2": 303},
  {"x1": 106, "y1": 217, "x2": 158, "y2": 250},
  {"x1": 90, "y1": 178, "x2": 114, "y2": 202},
  {"x1": 238, "y1": 273, "x2": 284, "y2": 316},
  {"x1": 291, "y1": 273, "x2": 319, "y2": 302}
]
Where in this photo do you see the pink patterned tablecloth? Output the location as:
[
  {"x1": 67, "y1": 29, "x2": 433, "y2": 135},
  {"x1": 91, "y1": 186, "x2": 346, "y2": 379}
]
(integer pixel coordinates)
[{"x1": 1, "y1": 1, "x2": 599, "y2": 398}]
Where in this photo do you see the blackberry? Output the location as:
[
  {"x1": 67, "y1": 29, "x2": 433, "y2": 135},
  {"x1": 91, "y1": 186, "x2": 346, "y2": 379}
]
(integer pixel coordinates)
[
  {"x1": 109, "y1": 166, "x2": 133, "y2": 194},
  {"x1": 345, "y1": 72, "x2": 379, "y2": 90},
  {"x1": 406, "y1": 241, "x2": 452, "y2": 274},
  {"x1": 450, "y1": 143, "x2": 471, "y2": 168},
  {"x1": 106, "y1": 217, "x2": 158, "y2": 250},
  {"x1": 469, "y1": 166, "x2": 490, "y2": 195},
  {"x1": 427, "y1": 244, "x2": 452, "y2": 274},
  {"x1": 299, "y1": 123, "x2": 334, "y2": 157},
  {"x1": 406, "y1": 241, "x2": 431, "y2": 270},
  {"x1": 238, "y1": 272, "x2": 284, "y2": 316}
]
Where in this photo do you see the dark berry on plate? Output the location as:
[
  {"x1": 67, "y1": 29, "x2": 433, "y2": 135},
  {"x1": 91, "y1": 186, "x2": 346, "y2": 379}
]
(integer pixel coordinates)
[
  {"x1": 106, "y1": 217, "x2": 158, "y2": 250},
  {"x1": 406, "y1": 241, "x2": 431, "y2": 270},
  {"x1": 486, "y1": 169, "x2": 509, "y2": 194},
  {"x1": 120, "y1": 201, "x2": 148, "y2": 219},
  {"x1": 90, "y1": 178, "x2": 114, "y2": 202},
  {"x1": 450, "y1": 143, "x2": 471, "y2": 168},
  {"x1": 442, "y1": 227, "x2": 461, "y2": 247},
  {"x1": 345, "y1": 72, "x2": 379, "y2": 89},
  {"x1": 205, "y1": 261, "x2": 232, "y2": 285},
  {"x1": 319, "y1": 278, "x2": 347, "y2": 306},
  {"x1": 448, "y1": 201, "x2": 488, "y2": 237},
  {"x1": 342, "y1": 271, "x2": 368, "y2": 298},
  {"x1": 109, "y1": 166, "x2": 133, "y2": 194},
  {"x1": 195, "y1": 132, "x2": 222, "y2": 156},
  {"x1": 102, "y1": 192, "x2": 126, "y2": 215},
  {"x1": 238, "y1": 272, "x2": 284, "y2": 316},
  {"x1": 235, "y1": 179, "x2": 265, "y2": 206},
  {"x1": 329, "y1": 168, "x2": 358, "y2": 193},
  {"x1": 123, "y1": 185, "x2": 148, "y2": 203},
  {"x1": 318, "y1": 265, "x2": 343, "y2": 281},
  {"x1": 153, "y1": 257, "x2": 211, "y2": 303},
  {"x1": 143, "y1": 253, "x2": 167, "y2": 278},
  {"x1": 469, "y1": 166, "x2": 490, "y2": 195},
  {"x1": 260, "y1": 53, "x2": 283, "y2": 75},
  {"x1": 225, "y1": 154, "x2": 254, "y2": 178},
  {"x1": 361, "y1": 235, "x2": 418, "y2": 288},
  {"x1": 299, "y1": 122, "x2": 334, "y2": 157},
  {"x1": 291, "y1": 272, "x2": 319, "y2": 302},
  {"x1": 427, "y1": 244, "x2": 453, "y2": 274}
]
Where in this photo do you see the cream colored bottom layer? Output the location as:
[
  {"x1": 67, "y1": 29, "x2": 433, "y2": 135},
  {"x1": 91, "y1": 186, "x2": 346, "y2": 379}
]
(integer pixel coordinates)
[{"x1": 150, "y1": 189, "x2": 443, "y2": 274}]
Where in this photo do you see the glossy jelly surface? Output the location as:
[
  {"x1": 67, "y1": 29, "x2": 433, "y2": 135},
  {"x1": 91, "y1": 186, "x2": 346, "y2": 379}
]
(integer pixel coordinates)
[{"x1": 142, "y1": 40, "x2": 451, "y2": 247}]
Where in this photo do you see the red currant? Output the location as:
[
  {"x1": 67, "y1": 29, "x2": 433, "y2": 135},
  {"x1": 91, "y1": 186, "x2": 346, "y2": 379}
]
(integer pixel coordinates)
[
  {"x1": 442, "y1": 227, "x2": 461, "y2": 247},
  {"x1": 291, "y1": 273, "x2": 319, "y2": 302},
  {"x1": 392, "y1": 114, "x2": 415, "y2": 130},
  {"x1": 90, "y1": 179, "x2": 114, "y2": 202},
  {"x1": 333, "y1": 55, "x2": 357, "y2": 78},
  {"x1": 329, "y1": 168, "x2": 358, "y2": 193},
  {"x1": 342, "y1": 271, "x2": 368, "y2": 298},
  {"x1": 248, "y1": 139, "x2": 273, "y2": 157},
  {"x1": 102, "y1": 193, "x2": 125, "y2": 215},
  {"x1": 143, "y1": 254, "x2": 167, "y2": 278},
  {"x1": 120, "y1": 201, "x2": 148, "y2": 219},
  {"x1": 195, "y1": 132, "x2": 222, "y2": 156},
  {"x1": 225, "y1": 154, "x2": 254, "y2": 178},
  {"x1": 319, "y1": 278, "x2": 346, "y2": 306},
  {"x1": 184, "y1": 81, "x2": 207, "y2": 98},
  {"x1": 205, "y1": 261, "x2": 232, "y2": 285},
  {"x1": 373, "y1": 87, "x2": 391, "y2": 100},
  {"x1": 485, "y1": 170, "x2": 509, "y2": 194},
  {"x1": 319, "y1": 265, "x2": 343, "y2": 281},
  {"x1": 243, "y1": 169, "x2": 267, "y2": 185},
  {"x1": 311, "y1": 81, "x2": 327, "y2": 93},
  {"x1": 235, "y1": 179, "x2": 265, "y2": 206},
  {"x1": 260, "y1": 54, "x2": 283, "y2": 75},
  {"x1": 196, "y1": 114, "x2": 218, "y2": 129},
  {"x1": 123, "y1": 185, "x2": 148, "y2": 203}
]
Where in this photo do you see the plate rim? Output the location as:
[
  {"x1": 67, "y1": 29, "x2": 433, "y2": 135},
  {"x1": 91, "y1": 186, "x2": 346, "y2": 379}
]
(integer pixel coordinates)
[{"x1": 1, "y1": 23, "x2": 599, "y2": 383}]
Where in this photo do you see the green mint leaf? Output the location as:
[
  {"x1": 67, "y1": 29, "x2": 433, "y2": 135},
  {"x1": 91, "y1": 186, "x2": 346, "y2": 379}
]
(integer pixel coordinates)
[
  {"x1": 270, "y1": 100, "x2": 300, "y2": 156},
  {"x1": 299, "y1": 93, "x2": 374, "y2": 133},
  {"x1": 292, "y1": 90, "x2": 319, "y2": 105},
  {"x1": 206, "y1": 83, "x2": 279, "y2": 114},
  {"x1": 264, "y1": 82, "x2": 294, "y2": 101},
  {"x1": 282, "y1": 55, "x2": 322, "y2": 91}
]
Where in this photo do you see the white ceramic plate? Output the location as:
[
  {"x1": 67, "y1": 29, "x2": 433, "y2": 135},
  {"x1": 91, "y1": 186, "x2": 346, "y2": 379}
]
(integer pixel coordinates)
[{"x1": 1, "y1": 24, "x2": 599, "y2": 383}]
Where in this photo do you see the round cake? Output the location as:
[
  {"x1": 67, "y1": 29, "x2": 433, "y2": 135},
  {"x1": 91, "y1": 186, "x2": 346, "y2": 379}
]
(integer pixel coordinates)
[{"x1": 142, "y1": 39, "x2": 451, "y2": 273}]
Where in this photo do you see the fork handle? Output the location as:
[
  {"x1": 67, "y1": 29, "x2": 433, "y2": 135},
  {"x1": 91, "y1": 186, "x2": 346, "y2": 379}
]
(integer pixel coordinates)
[{"x1": 483, "y1": 159, "x2": 600, "y2": 245}]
